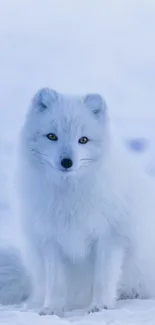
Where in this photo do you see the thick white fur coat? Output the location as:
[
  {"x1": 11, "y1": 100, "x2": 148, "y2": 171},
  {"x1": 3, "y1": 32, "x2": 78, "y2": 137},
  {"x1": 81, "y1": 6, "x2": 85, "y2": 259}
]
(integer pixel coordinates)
[{"x1": 0, "y1": 88, "x2": 155, "y2": 314}]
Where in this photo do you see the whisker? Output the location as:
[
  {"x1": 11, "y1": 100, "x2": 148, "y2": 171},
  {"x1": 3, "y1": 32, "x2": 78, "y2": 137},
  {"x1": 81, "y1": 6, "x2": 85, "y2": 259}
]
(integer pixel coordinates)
[
  {"x1": 80, "y1": 158, "x2": 97, "y2": 162},
  {"x1": 31, "y1": 149, "x2": 49, "y2": 158}
]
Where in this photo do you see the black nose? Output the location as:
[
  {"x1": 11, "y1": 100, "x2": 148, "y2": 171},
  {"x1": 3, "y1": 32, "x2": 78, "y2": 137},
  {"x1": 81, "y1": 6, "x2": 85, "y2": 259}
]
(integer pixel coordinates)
[{"x1": 61, "y1": 158, "x2": 73, "y2": 169}]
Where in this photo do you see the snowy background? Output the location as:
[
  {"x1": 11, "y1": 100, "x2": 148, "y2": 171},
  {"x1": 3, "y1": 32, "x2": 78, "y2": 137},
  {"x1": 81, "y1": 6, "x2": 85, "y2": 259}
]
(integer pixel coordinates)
[{"x1": 0, "y1": 0, "x2": 155, "y2": 324}]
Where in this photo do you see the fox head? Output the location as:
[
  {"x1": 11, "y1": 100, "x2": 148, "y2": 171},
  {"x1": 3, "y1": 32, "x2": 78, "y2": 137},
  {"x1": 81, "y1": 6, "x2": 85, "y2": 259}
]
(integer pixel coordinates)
[{"x1": 22, "y1": 88, "x2": 109, "y2": 177}]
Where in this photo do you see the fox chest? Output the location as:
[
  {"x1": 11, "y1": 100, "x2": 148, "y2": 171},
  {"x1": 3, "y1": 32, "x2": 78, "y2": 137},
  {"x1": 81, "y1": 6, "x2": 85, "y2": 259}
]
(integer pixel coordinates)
[
  {"x1": 58, "y1": 224, "x2": 95, "y2": 260},
  {"x1": 31, "y1": 189, "x2": 109, "y2": 259},
  {"x1": 51, "y1": 208, "x2": 96, "y2": 260}
]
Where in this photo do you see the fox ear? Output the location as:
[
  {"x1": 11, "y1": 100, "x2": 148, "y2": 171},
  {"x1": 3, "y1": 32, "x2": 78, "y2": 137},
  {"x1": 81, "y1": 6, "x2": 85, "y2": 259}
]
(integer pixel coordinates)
[
  {"x1": 33, "y1": 88, "x2": 58, "y2": 111},
  {"x1": 84, "y1": 93, "x2": 107, "y2": 117}
]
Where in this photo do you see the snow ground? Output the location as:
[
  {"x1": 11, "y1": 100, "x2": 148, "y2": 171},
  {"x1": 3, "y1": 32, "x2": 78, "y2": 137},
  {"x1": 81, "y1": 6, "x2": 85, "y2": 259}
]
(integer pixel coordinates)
[
  {"x1": 1, "y1": 300, "x2": 155, "y2": 325},
  {"x1": 1, "y1": 0, "x2": 155, "y2": 324}
]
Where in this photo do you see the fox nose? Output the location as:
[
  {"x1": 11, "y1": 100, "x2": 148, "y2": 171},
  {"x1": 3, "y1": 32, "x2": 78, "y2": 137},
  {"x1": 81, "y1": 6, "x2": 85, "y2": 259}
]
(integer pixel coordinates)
[{"x1": 61, "y1": 158, "x2": 73, "y2": 169}]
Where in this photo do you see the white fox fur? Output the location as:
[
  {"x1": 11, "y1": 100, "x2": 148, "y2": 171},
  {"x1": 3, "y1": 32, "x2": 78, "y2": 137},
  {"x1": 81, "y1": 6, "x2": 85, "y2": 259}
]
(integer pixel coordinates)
[
  {"x1": 0, "y1": 246, "x2": 30, "y2": 305},
  {"x1": 2, "y1": 88, "x2": 155, "y2": 315}
]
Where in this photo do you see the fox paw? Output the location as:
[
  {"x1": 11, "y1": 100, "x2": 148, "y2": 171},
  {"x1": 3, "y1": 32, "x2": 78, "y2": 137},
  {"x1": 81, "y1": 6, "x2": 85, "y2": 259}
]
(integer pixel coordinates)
[
  {"x1": 88, "y1": 306, "x2": 101, "y2": 314},
  {"x1": 88, "y1": 298, "x2": 116, "y2": 313},
  {"x1": 39, "y1": 306, "x2": 64, "y2": 317},
  {"x1": 39, "y1": 307, "x2": 54, "y2": 316}
]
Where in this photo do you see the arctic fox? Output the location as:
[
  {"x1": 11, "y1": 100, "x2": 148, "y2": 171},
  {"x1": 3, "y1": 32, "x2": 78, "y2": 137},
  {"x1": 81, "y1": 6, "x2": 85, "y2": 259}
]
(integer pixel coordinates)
[{"x1": 14, "y1": 88, "x2": 155, "y2": 315}]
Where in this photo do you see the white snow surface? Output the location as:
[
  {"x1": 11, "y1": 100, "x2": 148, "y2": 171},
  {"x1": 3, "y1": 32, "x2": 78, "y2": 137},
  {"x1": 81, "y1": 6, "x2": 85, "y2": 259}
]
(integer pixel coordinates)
[
  {"x1": 1, "y1": 300, "x2": 155, "y2": 325},
  {"x1": 1, "y1": 0, "x2": 155, "y2": 324}
]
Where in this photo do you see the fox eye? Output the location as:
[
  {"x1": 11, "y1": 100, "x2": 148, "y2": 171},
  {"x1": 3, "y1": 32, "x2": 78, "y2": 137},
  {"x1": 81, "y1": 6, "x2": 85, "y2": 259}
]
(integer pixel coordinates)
[
  {"x1": 78, "y1": 137, "x2": 89, "y2": 144},
  {"x1": 46, "y1": 133, "x2": 58, "y2": 141}
]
